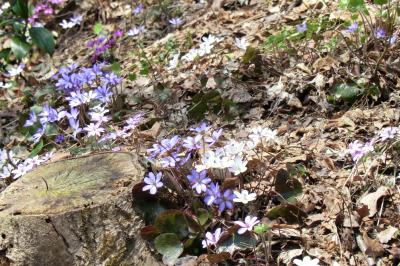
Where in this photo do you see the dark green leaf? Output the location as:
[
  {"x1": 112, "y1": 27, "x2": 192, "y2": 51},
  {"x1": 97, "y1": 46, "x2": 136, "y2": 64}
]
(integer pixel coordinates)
[
  {"x1": 29, "y1": 139, "x2": 43, "y2": 158},
  {"x1": 10, "y1": 35, "x2": 30, "y2": 60},
  {"x1": 140, "y1": 225, "x2": 160, "y2": 241},
  {"x1": 373, "y1": 0, "x2": 388, "y2": 4},
  {"x1": 155, "y1": 210, "x2": 189, "y2": 239},
  {"x1": 217, "y1": 233, "x2": 257, "y2": 254},
  {"x1": 29, "y1": 27, "x2": 55, "y2": 55},
  {"x1": 154, "y1": 233, "x2": 183, "y2": 265},
  {"x1": 274, "y1": 169, "x2": 303, "y2": 203},
  {"x1": 0, "y1": 48, "x2": 11, "y2": 60},
  {"x1": 266, "y1": 204, "x2": 307, "y2": 224},
  {"x1": 111, "y1": 62, "x2": 121, "y2": 75},
  {"x1": 12, "y1": 0, "x2": 29, "y2": 19}
]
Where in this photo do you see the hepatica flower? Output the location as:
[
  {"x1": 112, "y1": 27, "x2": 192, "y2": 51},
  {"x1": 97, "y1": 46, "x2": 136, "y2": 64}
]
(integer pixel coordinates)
[
  {"x1": 187, "y1": 170, "x2": 211, "y2": 194},
  {"x1": 127, "y1": 25, "x2": 145, "y2": 36},
  {"x1": 169, "y1": 17, "x2": 183, "y2": 26},
  {"x1": 346, "y1": 22, "x2": 358, "y2": 33},
  {"x1": 84, "y1": 122, "x2": 105, "y2": 137},
  {"x1": 375, "y1": 28, "x2": 386, "y2": 39},
  {"x1": 204, "y1": 182, "x2": 221, "y2": 205},
  {"x1": 347, "y1": 140, "x2": 374, "y2": 161},
  {"x1": 389, "y1": 34, "x2": 397, "y2": 45},
  {"x1": 142, "y1": 172, "x2": 163, "y2": 194},
  {"x1": 379, "y1": 127, "x2": 398, "y2": 141},
  {"x1": 216, "y1": 189, "x2": 235, "y2": 212},
  {"x1": 296, "y1": 21, "x2": 307, "y2": 33},
  {"x1": 133, "y1": 4, "x2": 143, "y2": 15},
  {"x1": 234, "y1": 37, "x2": 248, "y2": 50},
  {"x1": 293, "y1": 256, "x2": 320, "y2": 266},
  {"x1": 183, "y1": 135, "x2": 203, "y2": 151},
  {"x1": 233, "y1": 189, "x2": 257, "y2": 204},
  {"x1": 202, "y1": 228, "x2": 222, "y2": 248},
  {"x1": 234, "y1": 215, "x2": 260, "y2": 234}
]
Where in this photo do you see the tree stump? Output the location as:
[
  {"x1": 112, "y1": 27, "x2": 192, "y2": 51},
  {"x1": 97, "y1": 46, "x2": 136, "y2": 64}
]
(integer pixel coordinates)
[{"x1": 0, "y1": 152, "x2": 160, "y2": 266}]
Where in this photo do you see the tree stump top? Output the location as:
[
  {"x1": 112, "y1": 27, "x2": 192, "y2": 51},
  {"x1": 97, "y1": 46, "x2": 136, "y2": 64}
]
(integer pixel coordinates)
[{"x1": 0, "y1": 152, "x2": 142, "y2": 217}]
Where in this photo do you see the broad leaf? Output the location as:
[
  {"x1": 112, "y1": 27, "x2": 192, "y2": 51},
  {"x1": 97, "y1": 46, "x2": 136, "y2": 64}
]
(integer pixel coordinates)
[
  {"x1": 154, "y1": 233, "x2": 183, "y2": 265},
  {"x1": 155, "y1": 210, "x2": 189, "y2": 239},
  {"x1": 10, "y1": 35, "x2": 30, "y2": 60},
  {"x1": 29, "y1": 139, "x2": 43, "y2": 158},
  {"x1": 29, "y1": 27, "x2": 55, "y2": 55},
  {"x1": 12, "y1": 0, "x2": 29, "y2": 19},
  {"x1": 266, "y1": 204, "x2": 307, "y2": 224},
  {"x1": 274, "y1": 169, "x2": 303, "y2": 203},
  {"x1": 332, "y1": 83, "x2": 361, "y2": 102},
  {"x1": 217, "y1": 233, "x2": 257, "y2": 254}
]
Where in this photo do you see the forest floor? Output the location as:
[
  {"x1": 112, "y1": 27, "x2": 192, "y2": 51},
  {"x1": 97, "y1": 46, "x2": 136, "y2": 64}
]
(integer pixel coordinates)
[{"x1": 1, "y1": 0, "x2": 400, "y2": 265}]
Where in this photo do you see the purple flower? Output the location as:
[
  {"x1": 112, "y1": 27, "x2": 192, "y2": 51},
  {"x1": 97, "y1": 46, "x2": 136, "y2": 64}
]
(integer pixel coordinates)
[
  {"x1": 68, "y1": 118, "x2": 82, "y2": 138},
  {"x1": 95, "y1": 85, "x2": 113, "y2": 103},
  {"x1": 124, "y1": 113, "x2": 143, "y2": 131},
  {"x1": 66, "y1": 108, "x2": 79, "y2": 120},
  {"x1": 133, "y1": 4, "x2": 143, "y2": 15},
  {"x1": 159, "y1": 136, "x2": 180, "y2": 155},
  {"x1": 379, "y1": 127, "x2": 398, "y2": 141},
  {"x1": 39, "y1": 104, "x2": 58, "y2": 124},
  {"x1": 160, "y1": 154, "x2": 180, "y2": 168},
  {"x1": 101, "y1": 72, "x2": 122, "y2": 86},
  {"x1": 346, "y1": 22, "x2": 358, "y2": 33},
  {"x1": 113, "y1": 29, "x2": 123, "y2": 38},
  {"x1": 347, "y1": 140, "x2": 374, "y2": 161},
  {"x1": 205, "y1": 128, "x2": 223, "y2": 146},
  {"x1": 204, "y1": 182, "x2": 221, "y2": 206},
  {"x1": 187, "y1": 170, "x2": 211, "y2": 194},
  {"x1": 215, "y1": 189, "x2": 235, "y2": 212},
  {"x1": 296, "y1": 22, "x2": 307, "y2": 33},
  {"x1": 55, "y1": 134, "x2": 65, "y2": 144},
  {"x1": 183, "y1": 135, "x2": 203, "y2": 150},
  {"x1": 191, "y1": 122, "x2": 211, "y2": 133},
  {"x1": 169, "y1": 17, "x2": 183, "y2": 26},
  {"x1": 142, "y1": 171, "x2": 163, "y2": 194},
  {"x1": 127, "y1": 25, "x2": 145, "y2": 36},
  {"x1": 202, "y1": 228, "x2": 222, "y2": 248},
  {"x1": 32, "y1": 127, "x2": 45, "y2": 143},
  {"x1": 234, "y1": 215, "x2": 260, "y2": 234},
  {"x1": 375, "y1": 28, "x2": 386, "y2": 39},
  {"x1": 24, "y1": 111, "x2": 37, "y2": 127}
]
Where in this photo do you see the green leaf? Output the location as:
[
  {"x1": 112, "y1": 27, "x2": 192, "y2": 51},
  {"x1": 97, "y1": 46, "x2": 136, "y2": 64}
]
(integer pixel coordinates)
[
  {"x1": 154, "y1": 233, "x2": 183, "y2": 265},
  {"x1": 274, "y1": 169, "x2": 303, "y2": 203},
  {"x1": 0, "y1": 48, "x2": 11, "y2": 61},
  {"x1": 254, "y1": 224, "x2": 269, "y2": 235},
  {"x1": 93, "y1": 22, "x2": 103, "y2": 35},
  {"x1": 128, "y1": 73, "x2": 137, "y2": 81},
  {"x1": 197, "y1": 208, "x2": 209, "y2": 226},
  {"x1": 332, "y1": 83, "x2": 361, "y2": 102},
  {"x1": 111, "y1": 62, "x2": 121, "y2": 75},
  {"x1": 29, "y1": 139, "x2": 43, "y2": 158},
  {"x1": 155, "y1": 210, "x2": 189, "y2": 239},
  {"x1": 217, "y1": 233, "x2": 257, "y2": 254},
  {"x1": 10, "y1": 35, "x2": 31, "y2": 60},
  {"x1": 12, "y1": 0, "x2": 29, "y2": 19},
  {"x1": 29, "y1": 27, "x2": 55, "y2": 55},
  {"x1": 373, "y1": 0, "x2": 388, "y2": 4}
]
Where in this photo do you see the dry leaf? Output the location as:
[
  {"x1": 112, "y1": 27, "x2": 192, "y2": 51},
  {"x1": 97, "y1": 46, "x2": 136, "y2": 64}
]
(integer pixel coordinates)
[
  {"x1": 377, "y1": 226, "x2": 399, "y2": 244},
  {"x1": 363, "y1": 232, "x2": 385, "y2": 257},
  {"x1": 278, "y1": 248, "x2": 304, "y2": 264},
  {"x1": 359, "y1": 186, "x2": 389, "y2": 217}
]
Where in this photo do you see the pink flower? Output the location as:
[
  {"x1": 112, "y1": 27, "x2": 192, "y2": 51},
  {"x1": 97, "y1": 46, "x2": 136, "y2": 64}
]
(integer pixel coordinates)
[{"x1": 234, "y1": 215, "x2": 260, "y2": 234}]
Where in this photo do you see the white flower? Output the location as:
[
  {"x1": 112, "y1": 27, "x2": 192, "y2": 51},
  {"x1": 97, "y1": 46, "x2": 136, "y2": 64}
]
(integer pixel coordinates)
[
  {"x1": 0, "y1": 164, "x2": 13, "y2": 179},
  {"x1": 233, "y1": 189, "x2": 256, "y2": 204},
  {"x1": 89, "y1": 105, "x2": 110, "y2": 123},
  {"x1": 293, "y1": 256, "x2": 320, "y2": 266},
  {"x1": 379, "y1": 127, "x2": 398, "y2": 141},
  {"x1": 0, "y1": 81, "x2": 12, "y2": 89},
  {"x1": 249, "y1": 126, "x2": 279, "y2": 145},
  {"x1": 202, "y1": 228, "x2": 222, "y2": 248},
  {"x1": 198, "y1": 42, "x2": 214, "y2": 56},
  {"x1": 234, "y1": 37, "x2": 248, "y2": 50},
  {"x1": 182, "y1": 48, "x2": 198, "y2": 62},
  {"x1": 84, "y1": 122, "x2": 105, "y2": 137},
  {"x1": 6, "y1": 64, "x2": 24, "y2": 77},
  {"x1": 59, "y1": 15, "x2": 83, "y2": 29},
  {"x1": 228, "y1": 155, "x2": 247, "y2": 175},
  {"x1": 127, "y1": 25, "x2": 145, "y2": 36},
  {"x1": 167, "y1": 53, "x2": 180, "y2": 70},
  {"x1": 224, "y1": 140, "x2": 245, "y2": 156}
]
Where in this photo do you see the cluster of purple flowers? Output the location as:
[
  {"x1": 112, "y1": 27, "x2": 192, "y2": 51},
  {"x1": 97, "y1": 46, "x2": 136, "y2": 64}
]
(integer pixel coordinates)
[
  {"x1": 24, "y1": 63, "x2": 143, "y2": 145},
  {"x1": 87, "y1": 30, "x2": 123, "y2": 62},
  {"x1": 347, "y1": 127, "x2": 398, "y2": 162},
  {"x1": 29, "y1": 0, "x2": 64, "y2": 24}
]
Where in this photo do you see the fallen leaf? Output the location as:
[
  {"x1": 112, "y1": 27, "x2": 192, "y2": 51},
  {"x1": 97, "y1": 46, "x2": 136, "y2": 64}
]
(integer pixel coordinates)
[
  {"x1": 377, "y1": 226, "x2": 399, "y2": 244},
  {"x1": 363, "y1": 231, "x2": 385, "y2": 257},
  {"x1": 359, "y1": 187, "x2": 390, "y2": 217},
  {"x1": 278, "y1": 248, "x2": 304, "y2": 264}
]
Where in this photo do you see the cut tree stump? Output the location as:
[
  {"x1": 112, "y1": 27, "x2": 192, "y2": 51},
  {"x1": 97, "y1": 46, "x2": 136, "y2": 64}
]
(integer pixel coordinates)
[{"x1": 0, "y1": 152, "x2": 160, "y2": 266}]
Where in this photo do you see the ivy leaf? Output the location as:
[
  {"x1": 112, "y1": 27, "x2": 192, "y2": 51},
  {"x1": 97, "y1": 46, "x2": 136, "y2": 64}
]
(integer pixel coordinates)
[
  {"x1": 29, "y1": 27, "x2": 55, "y2": 55},
  {"x1": 154, "y1": 233, "x2": 183, "y2": 265},
  {"x1": 155, "y1": 210, "x2": 189, "y2": 239},
  {"x1": 10, "y1": 35, "x2": 30, "y2": 60}
]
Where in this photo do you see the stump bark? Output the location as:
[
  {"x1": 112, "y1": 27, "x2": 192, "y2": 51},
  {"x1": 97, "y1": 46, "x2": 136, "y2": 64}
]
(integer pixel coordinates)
[{"x1": 0, "y1": 152, "x2": 160, "y2": 266}]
